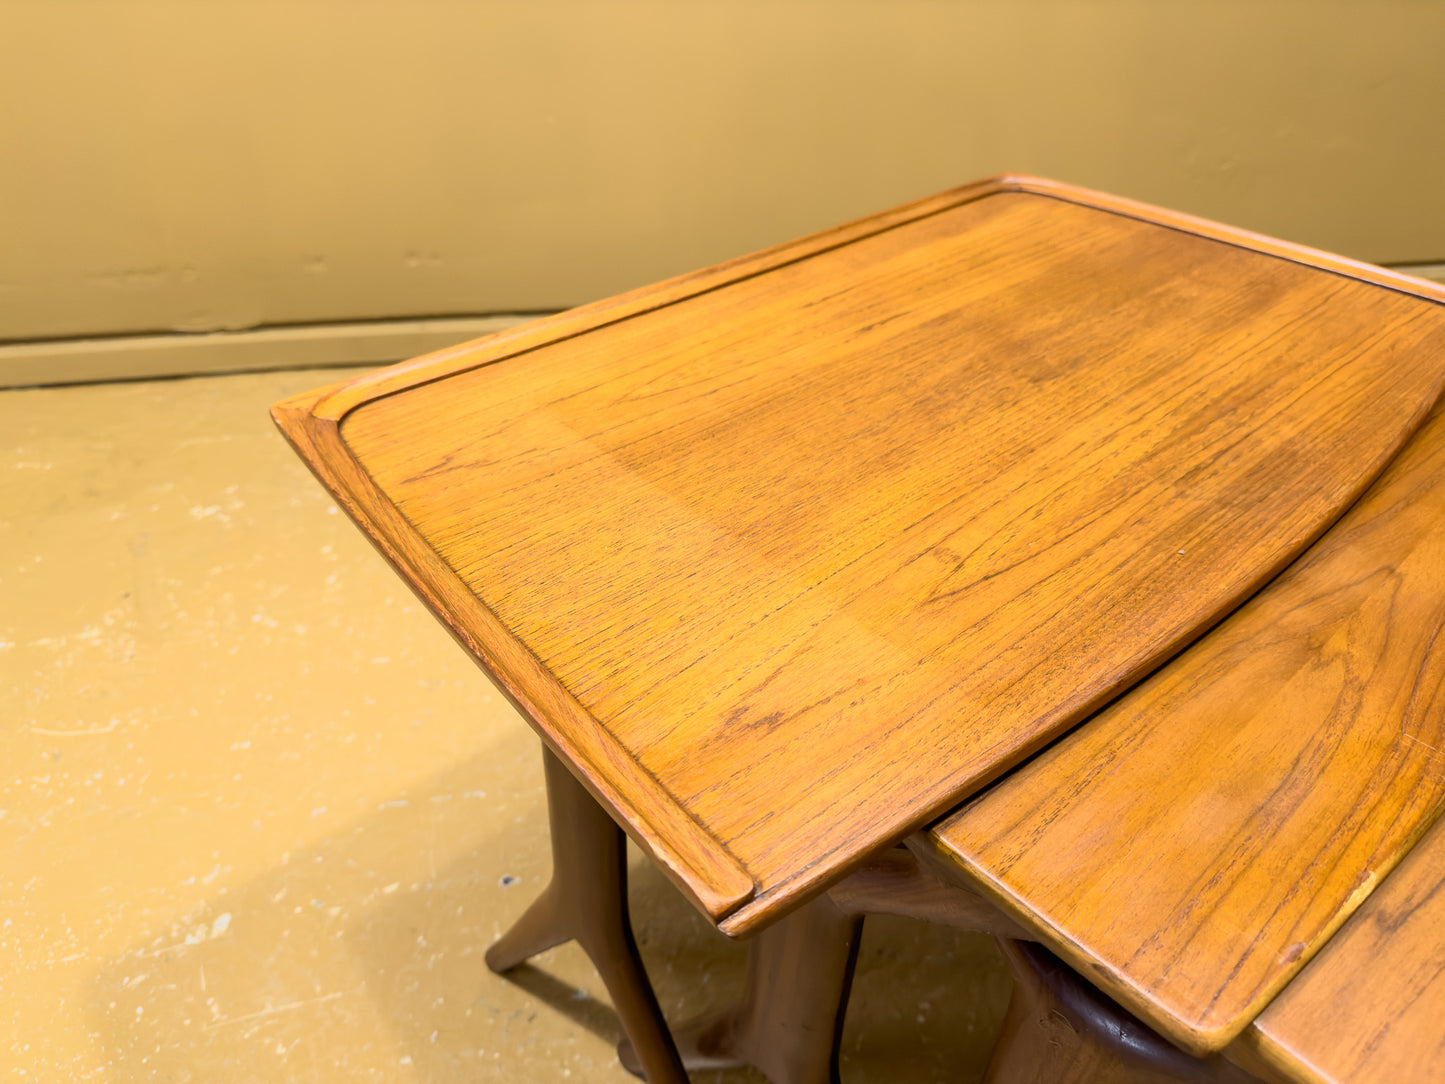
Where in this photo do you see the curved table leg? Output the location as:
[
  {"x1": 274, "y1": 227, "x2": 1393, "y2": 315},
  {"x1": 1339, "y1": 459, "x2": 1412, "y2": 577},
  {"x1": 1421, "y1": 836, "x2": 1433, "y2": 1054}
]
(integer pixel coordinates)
[
  {"x1": 486, "y1": 746, "x2": 687, "y2": 1084},
  {"x1": 984, "y1": 939, "x2": 1266, "y2": 1084},
  {"x1": 620, "y1": 890, "x2": 864, "y2": 1084},
  {"x1": 622, "y1": 845, "x2": 1032, "y2": 1083}
]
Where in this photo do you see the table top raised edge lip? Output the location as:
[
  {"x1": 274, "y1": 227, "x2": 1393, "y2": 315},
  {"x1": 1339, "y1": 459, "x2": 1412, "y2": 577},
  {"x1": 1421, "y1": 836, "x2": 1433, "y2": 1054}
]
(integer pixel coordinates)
[{"x1": 271, "y1": 173, "x2": 1445, "y2": 935}]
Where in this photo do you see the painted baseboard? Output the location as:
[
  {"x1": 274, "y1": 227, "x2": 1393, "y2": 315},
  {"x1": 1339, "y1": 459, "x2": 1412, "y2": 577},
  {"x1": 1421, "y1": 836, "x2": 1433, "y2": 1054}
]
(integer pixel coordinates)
[
  {"x1": 0, "y1": 314, "x2": 554, "y2": 389},
  {"x1": 1397, "y1": 262, "x2": 1445, "y2": 286}
]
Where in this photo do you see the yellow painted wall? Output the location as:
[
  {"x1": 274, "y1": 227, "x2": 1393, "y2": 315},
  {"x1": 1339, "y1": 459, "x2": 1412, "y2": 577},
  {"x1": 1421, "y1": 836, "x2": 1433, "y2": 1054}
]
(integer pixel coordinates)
[{"x1": 3, "y1": 0, "x2": 1443, "y2": 343}]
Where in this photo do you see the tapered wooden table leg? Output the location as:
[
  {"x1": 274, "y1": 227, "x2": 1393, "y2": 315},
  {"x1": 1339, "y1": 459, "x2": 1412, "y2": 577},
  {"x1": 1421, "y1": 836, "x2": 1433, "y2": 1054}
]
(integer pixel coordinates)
[
  {"x1": 621, "y1": 891, "x2": 863, "y2": 1084},
  {"x1": 983, "y1": 939, "x2": 1264, "y2": 1084},
  {"x1": 486, "y1": 746, "x2": 688, "y2": 1084},
  {"x1": 723, "y1": 893, "x2": 864, "y2": 1084},
  {"x1": 621, "y1": 845, "x2": 1034, "y2": 1083}
]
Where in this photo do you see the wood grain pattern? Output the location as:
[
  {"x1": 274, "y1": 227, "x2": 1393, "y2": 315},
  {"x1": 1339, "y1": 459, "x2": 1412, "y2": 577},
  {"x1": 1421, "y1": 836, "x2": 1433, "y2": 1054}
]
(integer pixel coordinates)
[
  {"x1": 270, "y1": 393, "x2": 756, "y2": 920},
  {"x1": 930, "y1": 392, "x2": 1445, "y2": 1055},
  {"x1": 1240, "y1": 809, "x2": 1445, "y2": 1084},
  {"x1": 270, "y1": 177, "x2": 1016, "y2": 921},
  {"x1": 273, "y1": 175, "x2": 1445, "y2": 934}
]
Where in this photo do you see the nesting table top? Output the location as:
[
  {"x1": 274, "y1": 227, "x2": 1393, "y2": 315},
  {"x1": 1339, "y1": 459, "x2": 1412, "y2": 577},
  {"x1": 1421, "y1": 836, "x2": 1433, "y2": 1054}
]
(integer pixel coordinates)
[
  {"x1": 273, "y1": 175, "x2": 1445, "y2": 936},
  {"x1": 1248, "y1": 784, "x2": 1445, "y2": 1083},
  {"x1": 930, "y1": 387, "x2": 1445, "y2": 1054}
]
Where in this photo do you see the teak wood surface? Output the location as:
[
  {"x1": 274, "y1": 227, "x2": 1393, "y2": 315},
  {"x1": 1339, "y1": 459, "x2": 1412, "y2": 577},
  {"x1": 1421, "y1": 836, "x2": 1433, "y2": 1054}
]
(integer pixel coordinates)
[
  {"x1": 1243, "y1": 799, "x2": 1445, "y2": 1084},
  {"x1": 930, "y1": 392, "x2": 1445, "y2": 1056},
  {"x1": 272, "y1": 175, "x2": 1445, "y2": 935}
]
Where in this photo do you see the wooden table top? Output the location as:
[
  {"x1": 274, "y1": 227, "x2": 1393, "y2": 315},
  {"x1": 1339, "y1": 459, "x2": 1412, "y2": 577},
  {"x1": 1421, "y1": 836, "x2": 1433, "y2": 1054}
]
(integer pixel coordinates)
[
  {"x1": 929, "y1": 381, "x2": 1445, "y2": 1056},
  {"x1": 272, "y1": 175, "x2": 1445, "y2": 935},
  {"x1": 1244, "y1": 787, "x2": 1445, "y2": 1084}
]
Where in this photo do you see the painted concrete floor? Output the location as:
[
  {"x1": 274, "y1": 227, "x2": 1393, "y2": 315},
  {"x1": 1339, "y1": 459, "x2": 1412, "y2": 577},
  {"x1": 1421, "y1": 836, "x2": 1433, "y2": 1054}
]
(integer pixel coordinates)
[{"x1": 1, "y1": 368, "x2": 1012, "y2": 1082}]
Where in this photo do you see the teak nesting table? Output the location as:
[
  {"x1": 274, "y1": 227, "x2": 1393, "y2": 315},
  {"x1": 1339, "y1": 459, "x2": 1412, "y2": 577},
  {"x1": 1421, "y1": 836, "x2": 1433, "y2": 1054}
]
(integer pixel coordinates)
[
  {"x1": 929, "y1": 388, "x2": 1445, "y2": 1054},
  {"x1": 273, "y1": 175, "x2": 1445, "y2": 1082}
]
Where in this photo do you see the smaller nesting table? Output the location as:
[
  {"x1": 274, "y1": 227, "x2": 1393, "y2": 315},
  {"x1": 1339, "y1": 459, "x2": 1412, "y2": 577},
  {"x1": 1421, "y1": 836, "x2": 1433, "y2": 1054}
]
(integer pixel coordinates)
[{"x1": 929, "y1": 385, "x2": 1445, "y2": 1057}]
